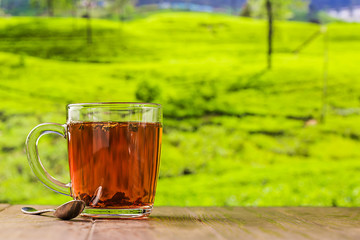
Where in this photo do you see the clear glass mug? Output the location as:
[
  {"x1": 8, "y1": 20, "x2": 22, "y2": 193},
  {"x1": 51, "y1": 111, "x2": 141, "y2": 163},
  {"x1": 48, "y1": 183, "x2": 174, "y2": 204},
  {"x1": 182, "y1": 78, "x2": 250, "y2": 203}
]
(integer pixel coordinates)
[{"x1": 26, "y1": 102, "x2": 162, "y2": 218}]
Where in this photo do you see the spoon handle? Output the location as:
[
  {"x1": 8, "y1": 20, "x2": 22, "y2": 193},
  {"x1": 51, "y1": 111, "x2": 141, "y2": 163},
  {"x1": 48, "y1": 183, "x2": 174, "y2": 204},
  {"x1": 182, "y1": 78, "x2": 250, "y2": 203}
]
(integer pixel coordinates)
[{"x1": 21, "y1": 207, "x2": 55, "y2": 215}]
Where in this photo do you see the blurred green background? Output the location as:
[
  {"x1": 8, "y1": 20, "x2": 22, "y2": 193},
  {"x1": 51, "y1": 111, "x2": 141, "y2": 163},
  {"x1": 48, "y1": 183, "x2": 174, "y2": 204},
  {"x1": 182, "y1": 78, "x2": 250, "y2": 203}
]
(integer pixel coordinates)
[{"x1": 1, "y1": 0, "x2": 360, "y2": 206}]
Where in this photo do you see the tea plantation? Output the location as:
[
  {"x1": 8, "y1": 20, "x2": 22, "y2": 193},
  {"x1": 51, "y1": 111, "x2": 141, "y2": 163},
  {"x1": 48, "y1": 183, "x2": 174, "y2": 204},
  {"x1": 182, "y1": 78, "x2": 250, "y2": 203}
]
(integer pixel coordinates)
[{"x1": 0, "y1": 12, "x2": 360, "y2": 206}]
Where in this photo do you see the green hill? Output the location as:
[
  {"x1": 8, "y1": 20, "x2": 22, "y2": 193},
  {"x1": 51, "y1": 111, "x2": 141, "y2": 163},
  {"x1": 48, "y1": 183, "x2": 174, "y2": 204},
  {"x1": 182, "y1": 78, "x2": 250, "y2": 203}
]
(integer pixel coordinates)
[{"x1": 0, "y1": 12, "x2": 360, "y2": 206}]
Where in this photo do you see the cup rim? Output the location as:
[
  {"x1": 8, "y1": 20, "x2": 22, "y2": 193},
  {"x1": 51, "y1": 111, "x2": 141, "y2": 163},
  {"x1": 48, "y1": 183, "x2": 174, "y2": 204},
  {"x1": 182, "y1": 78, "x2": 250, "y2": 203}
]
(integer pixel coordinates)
[{"x1": 67, "y1": 102, "x2": 162, "y2": 108}]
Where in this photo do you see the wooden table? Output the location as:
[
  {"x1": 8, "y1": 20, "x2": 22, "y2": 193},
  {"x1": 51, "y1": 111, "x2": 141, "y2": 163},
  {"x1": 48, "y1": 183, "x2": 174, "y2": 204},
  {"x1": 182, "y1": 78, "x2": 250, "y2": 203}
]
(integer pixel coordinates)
[{"x1": 1, "y1": 204, "x2": 360, "y2": 240}]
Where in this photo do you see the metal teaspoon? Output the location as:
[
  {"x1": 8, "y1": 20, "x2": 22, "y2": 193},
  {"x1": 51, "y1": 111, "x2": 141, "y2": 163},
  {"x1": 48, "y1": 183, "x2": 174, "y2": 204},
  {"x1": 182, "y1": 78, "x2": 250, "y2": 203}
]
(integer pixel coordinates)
[{"x1": 21, "y1": 200, "x2": 85, "y2": 220}]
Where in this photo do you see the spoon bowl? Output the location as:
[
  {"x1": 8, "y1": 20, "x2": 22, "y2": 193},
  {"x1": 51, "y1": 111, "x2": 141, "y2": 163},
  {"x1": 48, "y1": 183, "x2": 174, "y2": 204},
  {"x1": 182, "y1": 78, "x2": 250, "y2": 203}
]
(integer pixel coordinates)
[
  {"x1": 21, "y1": 200, "x2": 85, "y2": 220},
  {"x1": 54, "y1": 200, "x2": 86, "y2": 220}
]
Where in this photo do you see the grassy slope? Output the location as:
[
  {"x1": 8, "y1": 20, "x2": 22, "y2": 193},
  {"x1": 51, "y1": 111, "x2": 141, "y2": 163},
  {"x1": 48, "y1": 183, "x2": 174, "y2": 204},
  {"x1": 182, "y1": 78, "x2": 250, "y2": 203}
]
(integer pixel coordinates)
[{"x1": 0, "y1": 13, "x2": 360, "y2": 206}]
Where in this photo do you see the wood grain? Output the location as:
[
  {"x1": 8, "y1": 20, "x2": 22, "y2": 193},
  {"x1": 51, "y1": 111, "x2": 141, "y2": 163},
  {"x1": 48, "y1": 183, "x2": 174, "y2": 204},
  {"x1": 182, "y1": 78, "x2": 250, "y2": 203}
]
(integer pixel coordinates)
[
  {"x1": 0, "y1": 205, "x2": 92, "y2": 240},
  {"x1": 0, "y1": 204, "x2": 10, "y2": 212},
  {"x1": 90, "y1": 207, "x2": 221, "y2": 240},
  {"x1": 0, "y1": 206, "x2": 360, "y2": 240},
  {"x1": 197, "y1": 207, "x2": 360, "y2": 240}
]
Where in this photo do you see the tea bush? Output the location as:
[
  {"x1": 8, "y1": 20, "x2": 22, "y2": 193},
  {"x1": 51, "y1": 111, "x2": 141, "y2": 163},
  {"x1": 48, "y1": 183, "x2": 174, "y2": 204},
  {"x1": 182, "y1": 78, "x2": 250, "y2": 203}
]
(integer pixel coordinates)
[{"x1": 0, "y1": 12, "x2": 359, "y2": 206}]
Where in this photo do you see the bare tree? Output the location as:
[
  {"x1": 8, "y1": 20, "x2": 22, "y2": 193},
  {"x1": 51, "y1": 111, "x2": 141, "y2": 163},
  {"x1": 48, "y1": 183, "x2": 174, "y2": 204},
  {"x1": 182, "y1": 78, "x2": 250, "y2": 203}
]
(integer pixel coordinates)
[
  {"x1": 84, "y1": 0, "x2": 92, "y2": 44},
  {"x1": 247, "y1": 0, "x2": 308, "y2": 69},
  {"x1": 47, "y1": 0, "x2": 53, "y2": 16},
  {"x1": 72, "y1": 0, "x2": 77, "y2": 18},
  {"x1": 266, "y1": 0, "x2": 272, "y2": 69},
  {"x1": 0, "y1": 0, "x2": 4, "y2": 16},
  {"x1": 185, "y1": 0, "x2": 191, "y2": 11},
  {"x1": 109, "y1": 0, "x2": 135, "y2": 21},
  {"x1": 231, "y1": 0, "x2": 237, "y2": 15},
  {"x1": 31, "y1": 0, "x2": 75, "y2": 17},
  {"x1": 30, "y1": 0, "x2": 54, "y2": 16},
  {"x1": 320, "y1": 26, "x2": 328, "y2": 123}
]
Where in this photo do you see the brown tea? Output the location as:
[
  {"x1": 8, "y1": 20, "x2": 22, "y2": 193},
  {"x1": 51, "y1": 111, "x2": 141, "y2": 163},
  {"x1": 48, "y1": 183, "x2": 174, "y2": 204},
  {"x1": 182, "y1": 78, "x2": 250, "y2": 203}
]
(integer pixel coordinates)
[{"x1": 67, "y1": 121, "x2": 162, "y2": 208}]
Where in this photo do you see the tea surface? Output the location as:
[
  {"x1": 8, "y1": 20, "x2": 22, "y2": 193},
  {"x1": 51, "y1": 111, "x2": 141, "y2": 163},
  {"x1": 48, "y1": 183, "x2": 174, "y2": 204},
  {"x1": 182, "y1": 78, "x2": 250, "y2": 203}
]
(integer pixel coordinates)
[{"x1": 67, "y1": 121, "x2": 162, "y2": 208}]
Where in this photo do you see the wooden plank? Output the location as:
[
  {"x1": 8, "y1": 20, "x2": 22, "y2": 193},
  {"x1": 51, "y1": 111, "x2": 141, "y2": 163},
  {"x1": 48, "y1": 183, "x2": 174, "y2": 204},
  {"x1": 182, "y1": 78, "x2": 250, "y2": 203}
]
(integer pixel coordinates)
[
  {"x1": 188, "y1": 207, "x2": 360, "y2": 240},
  {"x1": 0, "y1": 205, "x2": 92, "y2": 240},
  {"x1": 278, "y1": 207, "x2": 360, "y2": 227},
  {"x1": 89, "y1": 207, "x2": 223, "y2": 240},
  {"x1": 277, "y1": 207, "x2": 360, "y2": 239},
  {"x1": 0, "y1": 206, "x2": 360, "y2": 240},
  {"x1": 0, "y1": 204, "x2": 10, "y2": 212},
  {"x1": 87, "y1": 207, "x2": 360, "y2": 240}
]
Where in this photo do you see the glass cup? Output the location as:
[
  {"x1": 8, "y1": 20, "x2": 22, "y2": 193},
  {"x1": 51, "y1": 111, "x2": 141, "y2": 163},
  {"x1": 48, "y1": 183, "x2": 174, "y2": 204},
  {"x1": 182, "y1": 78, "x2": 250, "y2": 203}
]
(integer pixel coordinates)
[{"x1": 26, "y1": 102, "x2": 162, "y2": 218}]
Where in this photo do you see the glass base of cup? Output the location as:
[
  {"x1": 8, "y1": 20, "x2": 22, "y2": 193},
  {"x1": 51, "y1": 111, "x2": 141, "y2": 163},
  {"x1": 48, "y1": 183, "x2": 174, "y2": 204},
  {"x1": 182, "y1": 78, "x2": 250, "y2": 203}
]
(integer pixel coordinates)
[{"x1": 80, "y1": 205, "x2": 153, "y2": 219}]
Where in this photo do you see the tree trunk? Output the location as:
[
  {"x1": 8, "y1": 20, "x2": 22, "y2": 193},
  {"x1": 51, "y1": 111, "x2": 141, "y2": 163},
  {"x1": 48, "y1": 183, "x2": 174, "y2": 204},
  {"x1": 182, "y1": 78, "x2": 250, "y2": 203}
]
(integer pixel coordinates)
[
  {"x1": 47, "y1": 0, "x2": 54, "y2": 16},
  {"x1": 186, "y1": 0, "x2": 191, "y2": 11},
  {"x1": 320, "y1": 25, "x2": 328, "y2": 123},
  {"x1": 118, "y1": 5, "x2": 122, "y2": 22},
  {"x1": 72, "y1": 0, "x2": 77, "y2": 18},
  {"x1": 86, "y1": 2, "x2": 92, "y2": 44},
  {"x1": 266, "y1": 0, "x2": 273, "y2": 70},
  {"x1": 350, "y1": 0, "x2": 356, "y2": 20},
  {"x1": 231, "y1": 0, "x2": 236, "y2": 15}
]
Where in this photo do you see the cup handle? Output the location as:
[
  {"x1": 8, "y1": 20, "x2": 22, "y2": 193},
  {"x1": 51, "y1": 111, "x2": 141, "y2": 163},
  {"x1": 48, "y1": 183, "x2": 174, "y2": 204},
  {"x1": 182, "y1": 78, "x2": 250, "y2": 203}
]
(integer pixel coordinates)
[{"x1": 26, "y1": 123, "x2": 71, "y2": 196}]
